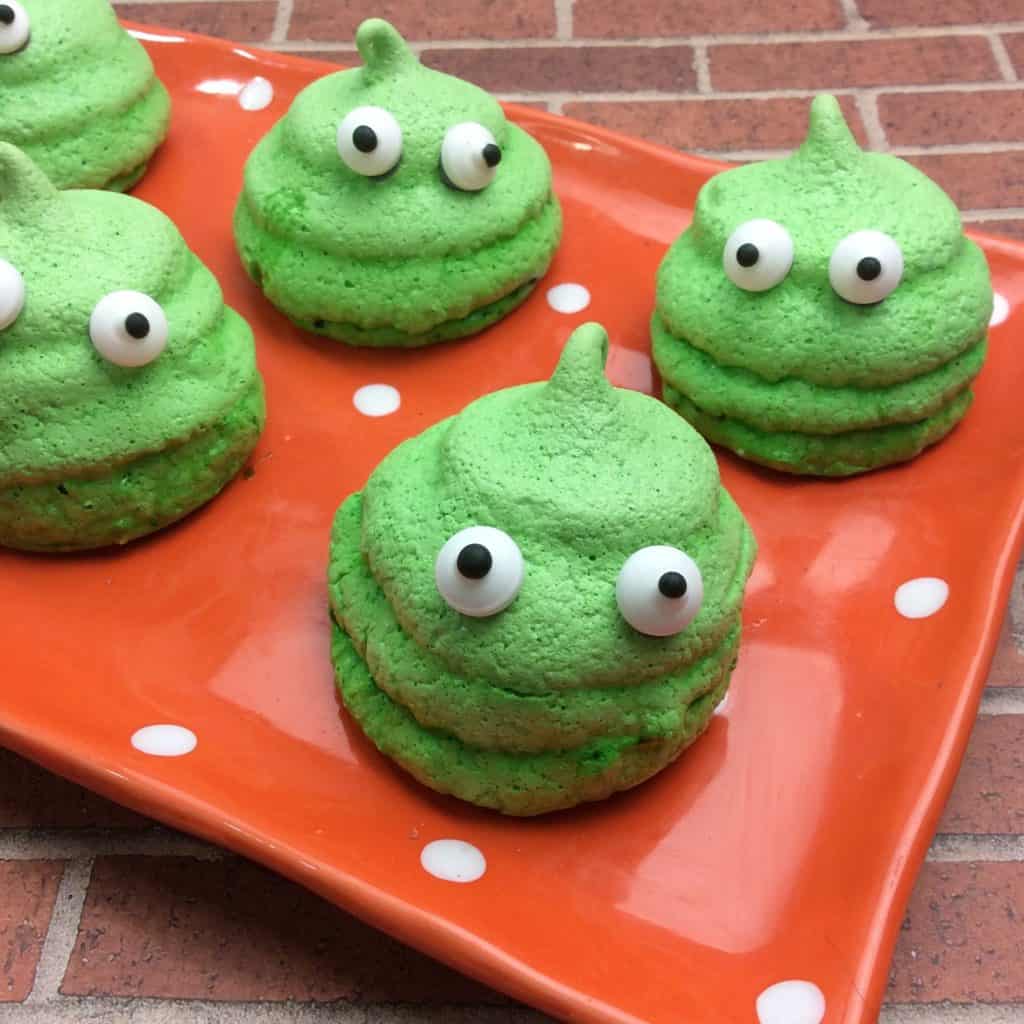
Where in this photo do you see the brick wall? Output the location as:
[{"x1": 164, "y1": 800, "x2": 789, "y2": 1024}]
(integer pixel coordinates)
[{"x1": 2, "y1": 1, "x2": 1022, "y2": 1020}]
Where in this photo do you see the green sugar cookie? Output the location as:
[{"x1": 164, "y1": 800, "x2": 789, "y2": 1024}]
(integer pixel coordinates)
[
  {"x1": 0, "y1": 143, "x2": 265, "y2": 552},
  {"x1": 329, "y1": 322, "x2": 756, "y2": 815},
  {"x1": 235, "y1": 18, "x2": 562, "y2": 347},
  {"x1": 652, "y1": 95, "x2": 993, "y2": 476},
  {"x1": 0, "y1": 0, "x2": 170, "y2": 191}
]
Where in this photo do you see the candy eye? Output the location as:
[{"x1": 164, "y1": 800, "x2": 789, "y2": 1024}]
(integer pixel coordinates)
[
  {"x1": 440, "y1": 122, "x2": 502, "y2": 192},
  {"x1": 0, "y1": 259, "x2": 25, "y2": 329},
  {"x1": 723, "y1": 219, "x2": 794, "y2": 293},
  {"x1": 337, "y1": 106, "x2": 403, "y2": 178},
  {"x1": 89, "y1": 291, "x2": 169, "y2": 367},
  {"x1": 0, "y1": 2, "x2": 30, "y2": 55},
  {"x1": 616, "y1": 546, "x2": 704, "y2": 637},
  {"x1": 435, "y1": 525, "x2": 524, "y2": 617},
  {"x1": 829, "y1": 230, "x2": 904, "y2": 305}
]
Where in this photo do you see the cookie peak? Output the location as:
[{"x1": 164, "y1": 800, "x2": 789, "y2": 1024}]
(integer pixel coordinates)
[
  {"x1": 547, "y1": 321, "x2": 613, "y2": 402},
  {"x1": 0, "y1": 143, "x2": 58, "y2": 219},
  {"x1": 797, "y1": 94, "x2": 862, "y2": 170},
  {"x1": 355, "y1": 19, "x2": 418, "y2": 75}
]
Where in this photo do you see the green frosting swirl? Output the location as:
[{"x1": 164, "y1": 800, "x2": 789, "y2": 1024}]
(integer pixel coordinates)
[
  {"x1": 0, "y1": 144, "x2": 264, "y2": 549},
  {"x1": 329, "y1": 322, "x2": 756, "y2": 814},
  {"x1": 653, "y1": 95, "x2": 993, "y2": 475},
  {"x1": 0, "y1": 0, "x2": 170, "y2": 190},
  {"x1": 236, "y1": 19, "x2": 561, "y2": 345}
]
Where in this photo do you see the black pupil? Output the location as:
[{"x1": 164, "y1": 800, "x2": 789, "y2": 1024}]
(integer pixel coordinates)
[
  {"x1": 857, "y1": 256, "x2": 882, "y2": 281},
  {"x1": 736, "y1": 243, "x2": 759, "y2": 268},
  {"x1": 352, "y1": 125, "x2": 378, "y2": 153},
  {"x1": 456, "y1": 543, "x2": 492, "y2": 580},
  {"x1": 482, "y1": 143, "x2": 502, "y2": 168},
  {"x1": 124, "y1": 312, "x2": 150, "y2": 340},
  {"x1": 658, "y1": 571, "x2": 688, "y2": 599},
  {"x1": 0, "y1": 6, "x2": 14, "y2": 26}
]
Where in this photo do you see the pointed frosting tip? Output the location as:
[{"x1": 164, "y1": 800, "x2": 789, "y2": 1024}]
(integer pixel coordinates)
[
  {"x1": 547, "y1": 322, "x2": 612, "y2": 399},
  {"x1": 355, "y1": 19, "x2": 417, "y2": 73},
  {"x1": 798, "y1": 94, "x2": 863, "y2": 167},
  {"x1": 0, "y1": 142, "x2": 59, "y2": 213}
]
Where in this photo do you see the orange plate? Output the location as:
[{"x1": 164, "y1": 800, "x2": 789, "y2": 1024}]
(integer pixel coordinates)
[{"x1": 1, "y1": 24, "x2": 1022, "y2": 1024}]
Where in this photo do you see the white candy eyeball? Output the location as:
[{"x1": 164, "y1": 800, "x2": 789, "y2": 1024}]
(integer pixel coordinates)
[
  {"x1": 337, "y1": 106, "x2": 403, "y2": 178},
  {"x1": 723, "y1": 219, "x2": 794, "y2": 292},
  {"x1": 435, "y1": 526, "x2": 524, "y2": 618},
  {"x1": 0, "y1": 258, "x2": 25, "y2": 329},
  {"x1": 440, "y1": 122, "x2": 502, "y2": 192},
  {"x1": 0, "y1": 2, "x2": 30, "y2": 55},
  {"x1": 89, "y1": 291, "x2": 169, "y2": 368},
  {"x1": 829, "y1": 230, "x2": 904, "y2": 305},
  {"x1": 616, "y1": 546, "x2": 704, "y2": 638}
]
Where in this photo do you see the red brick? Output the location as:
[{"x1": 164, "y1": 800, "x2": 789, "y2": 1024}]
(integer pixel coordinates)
[
  {"x1": 0, "y1": 750, "x2": 147, "y2": 829},
  {"x1": 289, "y1": 0, "x2": 556, "y2": 42},
  {"x1": 880, "y1": 89, "x2": 1024, "y2": 146},
  {"x1": 888, "y1": 862, "x2": 1024, "y2": 1002},
  {"x1": 1006, "y1": 34, "x2": 1024, "y2": 78},
  {"x1": 0, "y1": 861, "x2": 63, "y2": 1003},
  {"x1": 988, "y1": 603, "x2": 1024, "y2": 687},
  {"x1": 115, "y1": 2, "x2": 278, "y2": 41},
  {"x1": 906, "y1": 152, "x2": 1024, "y2": 212},
  {"x1": 574, "y1": 0, "x2": 843, "y2": 36},
  {"x1": 939, "y1": 716, "x2": 1024, "y2": 834},
  {"x1": 271, "y1": 48, "x2": 361, "y2": 68},
  {"x1": 421, "y1": 45, "x2": 696, "y2": 93},
  {"x1": 710, "y1": 37, "x2": 1001, "y2": 92},
  {"x1": 563, "y1": 96, "x2": 867, "y2": 153},
  {"x1": 971, "y1": 219, "x2": 1024, "y2": 242},
  {"x1": 64, "y1": 856, "x2": 503, "y2": 1002},
  {"x1": 859, "y1": 0, "x2": 1024, "y2": 28}
]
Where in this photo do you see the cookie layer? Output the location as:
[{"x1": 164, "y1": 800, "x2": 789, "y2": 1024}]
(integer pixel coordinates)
[{"x1": 0, "y1": 0, "x2": 170, "y2": 190}]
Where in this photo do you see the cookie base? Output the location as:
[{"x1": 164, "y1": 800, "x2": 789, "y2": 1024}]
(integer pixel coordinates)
[
  {"x1": 298, "y1": 278, "x2": 539, "y2": 348},
  {"x1": 331, "y1": 618, "x2": 736, "y2": 817},
  {"x1": 0, "y1": 381, "x2": 266, "y2": 553},
  {"x1": 662, "y1": 383, "x2": 973, "y2": 477}
]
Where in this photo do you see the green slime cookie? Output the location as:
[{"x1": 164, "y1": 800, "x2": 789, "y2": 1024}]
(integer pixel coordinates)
[
  {"x1": 235, "y1": 18, "x2": 562, "y2": 347},
  {"x1": 328, "y1": 322, "x2": 756, "y2": 815},
  {"x1": 0, "y1": 0, "x2": 170, "y2": 191},
  {"x1": 652, "y1": 95, "x2": 993, "y2": 476},
  {"x1": 0, "y1": 143, "x2": 265, "y2": 552}
]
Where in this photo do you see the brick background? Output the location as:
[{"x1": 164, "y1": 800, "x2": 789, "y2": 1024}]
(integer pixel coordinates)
[{"x1": 3, "y1": 1, "x2": 1023, "y2": 1021}]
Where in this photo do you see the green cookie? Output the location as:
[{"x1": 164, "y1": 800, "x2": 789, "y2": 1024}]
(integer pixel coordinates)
[
  {"x1": 235, "y1": 18, "x2": 562, "y2": 347},
  {"x1": 0, "y1": 0, "x2": 171, "y2": 191},
  {"x1": 653, "y1": 95, "x2": 993, "y2": 476},
  {"x1": 328, "y1": 322, "x2": 757, "y2": 815},
  {"x1": 0, "y1": 144, "x2": 265, "y2": 552}
]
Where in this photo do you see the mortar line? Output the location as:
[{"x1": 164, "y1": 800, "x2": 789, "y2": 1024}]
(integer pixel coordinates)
[
  {"x1": 838, "y1": 0, "x2": 869, "y2": 32},
  {"x1": 881, "y1": 1006, "x2": 1024, "y2": 1024},
  {"x1": 0, "y1": 828, "x2": 223, "y2": 861},
  {"x1": 24, "y1": 859, "x2": 94, "y2": 1005},
  {"x1": 270, "y1": 0, "x2": 293, "y2": 43},
  {"x1": 854, "y1": 91, "x2": 888, "y2": 150},
  {"x1": 692, "y1": 44, "x2": 712, "y2": 94},
  {"x1": 554, "y1": 0, "x2": 574, "y2": 41},
  {"x1": 0, "y1": 999, "x2": 551, "y2": 1022},
  {"x1": 978, "y1": 687, "x2": 1024, "y2": 713},
  {"x1": 989, "y1": 32, "x2": 1019, "y2": 82},
  {"x1": 269, "y1": 24, "x2": 1024, "y2": 50},
  {"x1": 926, "y1": 834, "x2": 1024, "y2": 862}
]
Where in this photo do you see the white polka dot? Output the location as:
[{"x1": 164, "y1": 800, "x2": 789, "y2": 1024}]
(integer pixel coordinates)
[
  {"x1": 238, "y1": 76, "x2": 274, "y2": 111},
  {"x1": 131, "y1": 725, "x2": 197, "y2": 757},
  {"x1": 894, "y1": 577, "x2": 949, "y2": 619},
  {"x1": 353, "y1": 384, "x2": 401, "y2": 417},
  {"x1": 420, "y1": 839, "x2": 486, "y2": 883},
  {"x1": 756, "y1": 981, "x2": 826, "y2": 1024},
  {"x1": 990, "y1": 292, "x2": 1010, "y2": 327},
  {"x1": 546, "y1": 283, "x2": 591, "y2": 314}
]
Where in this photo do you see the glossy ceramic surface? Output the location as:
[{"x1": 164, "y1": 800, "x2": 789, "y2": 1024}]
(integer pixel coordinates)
[{"x1": 2, "y1": 26, "x2": 1023, "y2": 1024}]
